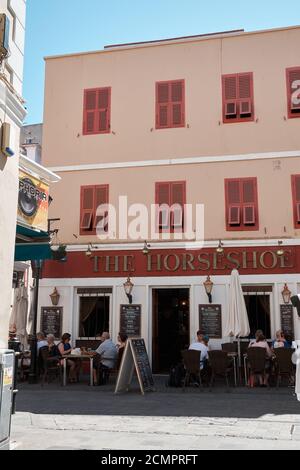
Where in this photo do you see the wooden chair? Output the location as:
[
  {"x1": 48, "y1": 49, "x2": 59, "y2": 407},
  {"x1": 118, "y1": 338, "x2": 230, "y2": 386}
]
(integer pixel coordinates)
[
  {"x1": 181, "y1": 350, "x2": 202, "y2": 391},
  {"x1": 246, "y1": 347, "x2": 268, "y2": 387},
  {"x1": 208, "y1": 350, "x2": 233, "y2": 390},
  {"x1": 274, "y1": 348, "x2": 295, "y2": 388},
  {"x1": 221, "y1": 343, "x2": 237, "y2": 353},
  {"x1": 39, "y1": 347, "x2": 62, "y2": 386}
]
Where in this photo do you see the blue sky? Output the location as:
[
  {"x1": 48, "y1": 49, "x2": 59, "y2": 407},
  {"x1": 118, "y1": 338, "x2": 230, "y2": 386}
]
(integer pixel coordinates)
[{"x1": 23, "y1": 0, "x2": 300, "y2": 124}]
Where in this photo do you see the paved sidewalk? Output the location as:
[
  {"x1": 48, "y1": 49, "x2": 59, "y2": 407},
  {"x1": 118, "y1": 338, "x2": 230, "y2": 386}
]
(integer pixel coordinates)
[{"x1": 11, "y1": 381, "x2": 300, "y2": 450}]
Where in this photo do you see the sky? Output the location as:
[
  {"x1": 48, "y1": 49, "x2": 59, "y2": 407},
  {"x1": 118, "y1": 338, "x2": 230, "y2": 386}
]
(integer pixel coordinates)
[{"x1": 23, "y1": 0, "x2": 300, "y2": 124}]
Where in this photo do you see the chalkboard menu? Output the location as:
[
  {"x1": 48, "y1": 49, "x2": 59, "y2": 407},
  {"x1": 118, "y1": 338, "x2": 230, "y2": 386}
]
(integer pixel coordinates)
[
  {"x1": 41, "y1": 307, "x2": 63, "y2": 340},
  {"x1": 280, "y1": 304, "x2": 294, "y2": 340},
  {"x1": 130, "y1": 338, "x2": 154, "y2": 392},
  {"x1": 115, "y1": 338, "x2": 155, "y2": 395},
  {"x1": 120, "y1": 305, "x2": 141, "y2": 337},
  {"x1": 199, "y1": 304, "x2": 222, "y2": 339}
]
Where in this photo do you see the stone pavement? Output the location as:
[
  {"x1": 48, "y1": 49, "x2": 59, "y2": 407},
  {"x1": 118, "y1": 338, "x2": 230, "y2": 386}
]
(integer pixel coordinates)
[{"x1": 10, "y1": 378, "x2": 300, "y2": 450}]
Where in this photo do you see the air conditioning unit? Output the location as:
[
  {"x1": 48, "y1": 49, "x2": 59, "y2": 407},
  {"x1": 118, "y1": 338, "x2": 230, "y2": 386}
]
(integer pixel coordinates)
[
  {"x1": 0, "y1": 14, "x2": 10, "y2": 58},
  {"x1": 1, "y1": 122, "x2": 14, "y2": 157},
  {"x1": 225, "y1": 102, "x2": 237, "y2": 117},
  {"x1": 240, "y1": 99, "x2": 252, "y2": 116}
]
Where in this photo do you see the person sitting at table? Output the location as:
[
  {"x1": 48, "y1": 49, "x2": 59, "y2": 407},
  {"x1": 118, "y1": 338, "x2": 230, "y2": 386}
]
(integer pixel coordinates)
[
  {"x1": 46, "y1": 334, "x2": 60, "y2": 359},
  {"x1": 248, "y1": 330, "x2": 273, "y2": 386},
  {"x1": 189, "y1": 331, "x2": 209, "y2": 370},
  {"x1": 271, "y1": 330, "x2": 288, "y2": 350},
  {"x1": 58, "y1": 333, "x2": 80, "y2": 383},
  {"x1": 92, "y1": 332, "x2": 118, "y2": 385},
  {"x1": 37, "y1": 332, "x2": 48, "y2": 355}
]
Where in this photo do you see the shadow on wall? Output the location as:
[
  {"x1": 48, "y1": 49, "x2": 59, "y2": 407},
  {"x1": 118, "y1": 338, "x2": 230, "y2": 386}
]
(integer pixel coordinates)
[{"x1": 0, "y1": 153, "x2": 7, "y2": 171}]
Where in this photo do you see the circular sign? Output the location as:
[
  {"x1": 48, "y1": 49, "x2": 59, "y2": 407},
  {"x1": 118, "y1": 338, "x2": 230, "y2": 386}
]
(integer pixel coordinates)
[{"x1": 18, "y1": 177, "x2": 39, "y2": 217}]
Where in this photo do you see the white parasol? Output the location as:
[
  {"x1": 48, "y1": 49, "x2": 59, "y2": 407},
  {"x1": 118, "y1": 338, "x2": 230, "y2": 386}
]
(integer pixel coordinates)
[
  {"x1": 224, "y1": 269, "x2": 250, "y2": 367},
  {"x1": 11, "y1": 286, "x2": 29, "y2": 349}
]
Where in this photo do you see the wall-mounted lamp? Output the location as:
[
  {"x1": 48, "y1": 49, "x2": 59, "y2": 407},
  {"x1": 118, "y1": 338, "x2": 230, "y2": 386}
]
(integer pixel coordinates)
[
  {"x1": 123, "y1": 277, "x2": 134, "y2": 304},
  {"x1": 203, "y1": 276, "x2": 214, "y2": 304},
  {"x1": 142, "y1": 240, "x2": 151, "y2": 255},
  {"x1": 85, "y1": 243, "x2": 98, "y2": 258},
  {"x1": 216, "y1": 240, "x2": 224, "y2": 254},
  {"x1": 50, "y1": 287, "x2": 60, "y2": 306},
  {"x1": 276, "y1": 241, "x2": 284, "y2": 257},
  {"x1": 282, "y1": 283, "x2": 291, "y2": 304}
]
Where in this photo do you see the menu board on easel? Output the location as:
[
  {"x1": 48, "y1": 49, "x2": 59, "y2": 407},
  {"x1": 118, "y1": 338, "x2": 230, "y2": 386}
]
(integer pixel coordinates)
[
  {"x1": 41, "y1": 307, "x2": 62, "y2": 340},
  {"x1": 280, "y1": 304, "x2": 294, "y2": 340},
  {"x1": 199, "y1": 304, "x2": 222, "y2": 339},
  {"x1": 115, "y1": 338, "x2": 155, "y2": 395}
]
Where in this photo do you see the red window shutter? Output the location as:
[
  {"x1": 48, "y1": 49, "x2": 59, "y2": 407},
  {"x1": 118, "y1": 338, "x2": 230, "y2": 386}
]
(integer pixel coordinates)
[
  {"x1": 287, "y1": 68, "x2": 300, "y2": 118},
  {"x1": 94, "y1": 185, "x2": 109, "y2": 231},
  {"x1": 242, "y1": 179, "x2": 256, "y2": 225},
  {"x1": 80, "y1": 186, "x2": 94, "y2": 232},
  {"x1": 222, "y1": 73, "x2": 254, "y2": 122},
  {"x1": 226, "y1": 178, "x2": 258, "y2": 230},
  {"x1": 156, "y1": 182, "x2": 171, "y2": 229},
  {"x1": 226, "y1": 180, "x2": 241, "y2": 227},
  {"x1": 229, "y1": 206, "x2": 241, "y2": 225},
  {"x1": 292, "y1": 175, "x2": 300, "y2": 225},
  {"x1": 171, "y1": 181, "x2": 185, "y2": 229},
  {"x1": 156, "y1": 80, "x2": 185, "y2": 129},
  {"x1": 83, "y1": 87, "x2": 111, "y2": 135},
  {"x1": 243, "y1": 206, "x2": 255, "y2": 225},
  {"x1": 83, "y1": 90, "x2": 97, "y2": 134}
]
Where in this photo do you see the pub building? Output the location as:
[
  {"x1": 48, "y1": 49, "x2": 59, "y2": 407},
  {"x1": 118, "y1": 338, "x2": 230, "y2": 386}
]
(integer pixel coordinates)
[{"x1": 39, "y1": 25, "x2": 300, "y2": 372}]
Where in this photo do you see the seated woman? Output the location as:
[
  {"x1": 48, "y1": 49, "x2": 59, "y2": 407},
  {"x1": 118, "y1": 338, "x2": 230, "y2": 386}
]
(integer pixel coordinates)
[
  {"x1": 58, "y1": 333, "x2": 80, "y2": 383},
  {"x1": 272, "y1": 330, "x2": 287, "y2": 350},
  {"x1": 116, "y1": 333, "x2": 128, "y2": 369},
  {"x1": 46, "y1": 334, "x2": 60, "y2": 362},
  {"x1": 249, "y1": 330, "x2": 273, "y2": 386}
]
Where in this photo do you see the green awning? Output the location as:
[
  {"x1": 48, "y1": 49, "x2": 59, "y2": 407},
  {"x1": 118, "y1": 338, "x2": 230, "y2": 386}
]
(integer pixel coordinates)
[{"x1": 15, "y1": 224, "x2": 52, "y2": 261}]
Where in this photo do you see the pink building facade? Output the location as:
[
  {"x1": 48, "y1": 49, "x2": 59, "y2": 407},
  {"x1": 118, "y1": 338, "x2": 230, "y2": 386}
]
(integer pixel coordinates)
[{"x1": 40, "y1": 26, "x2": 300, "y2": 371}]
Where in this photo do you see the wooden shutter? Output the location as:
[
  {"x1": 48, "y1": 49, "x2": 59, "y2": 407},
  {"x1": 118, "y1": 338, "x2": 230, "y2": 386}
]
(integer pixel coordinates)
[
  {"x1": 171, "y1": 181, "x2": 185, "y2": 230},
  {"x1": 242, "y1": 179, "x2": 256, "y2": 225},
  {"x1": 223, "y1": 75, "x2": 238, "y2": 119},
  {"x1": 83, "y1": 90, "x2": 97, "y2": 134},
  {"x1": 156, "y1": 80, "x2": 185, "y2": 129},
  {"x1": 226, "y1": 180, "x2": 241, "y2": 227},
  {"x1": 80, "y1": 186, "x2": 94, "y2": 233},
  {"x1": 222, "y1": 73, "x2": 254, "y2": 122},
  {"x1": 83, "y1": 87, "x2": 111, "y2": 135},
  {"x1": 156, "y1": 83, "x2": 170, "y2": 128},
  {"x1": 292, "y1": 175, "x2": 300, "y2": 225},
  {"x1": 287, "y1": 68, "x2": 300, "y2": 118},
  {"x1": 156, "y1": 182, "x2": 171, "y2": 230},
  {"x1": 94, "y1": 185, "x2": 109, "y2": 231}
]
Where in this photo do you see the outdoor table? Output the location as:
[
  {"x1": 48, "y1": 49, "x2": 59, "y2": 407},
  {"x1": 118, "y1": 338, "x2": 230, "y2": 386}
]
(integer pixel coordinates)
[
  {"x1": 227, "y1": 352, "x2": 238, "y2": 387},
  {"x1": 62, "y1": 354, "x2": 94, "y2": 387}
]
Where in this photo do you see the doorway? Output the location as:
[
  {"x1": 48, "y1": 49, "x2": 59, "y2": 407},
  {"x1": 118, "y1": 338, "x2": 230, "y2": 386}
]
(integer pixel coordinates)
[
  {"x1": 152, "y1": 288, "x2": 190, "y2": 373},
  {"x1": 244, "y1": 294, "x2": 271, "y2": 339}
]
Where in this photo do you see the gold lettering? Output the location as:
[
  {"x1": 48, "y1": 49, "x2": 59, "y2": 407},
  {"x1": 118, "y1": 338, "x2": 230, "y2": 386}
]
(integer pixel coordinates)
[
  {"x1": 226, "y1": 251, "x2": 241, "y2": 269},
  {"x1": 213, "y1": 252, "x2": 226, "y2": 270},
  {"x1": 182, "y1": 253, "x2": 195, "y2": 271},
  {"x1": 163, "y1": 254, "x2": 180, "y2": 272},
  {"x1": 93, "y1": 256, "x2": 99, "y2": 273},
  {"x1": 105, "y1": 256, "x2": 119, "y2": 272},
  {"x1": 259, "y1": 251, "x2": 278, "y2": 269},
  {"x1": 197, "y1": 253, "x2": 210, "y2": 271},
  {"x1": 241, "y1": 251, "x2": 258, "y2": 269},
  {"x1": 147, "y1": 254, "x2": 162, "y2": 271},
  {"x1": 123, "y1": 255, "x2": 135, "y2": 272},
  {"x1": 279, "y1": 250, "x2": 294, "y2": 268}
]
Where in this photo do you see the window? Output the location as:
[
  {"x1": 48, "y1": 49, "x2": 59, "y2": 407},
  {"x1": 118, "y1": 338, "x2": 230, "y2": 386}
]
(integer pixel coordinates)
[
  {"x1": 222, "y1": 73, "x2": 254, "y2": 123},
  {"x1": 83, "y1": 87, "x2": 111, "y2": 135},
  {"x1": 155, "y1": 181, "x2": 186, "y2": 232},
  {"x1": 80, "y1": 185, "x2": 109, "y2": 235},
  {"x1": 286, "y1": 68, "x2": 300, "y2": 119},
  {"x1": 225, "y1": 178, "x2": 259, "y2": 231},
  {"x1": 292, "y1": 175, "x2": 300, "y2": 228},
  {"x1": 156, "y1": 80, "x2": 185, "y2": 129},
  {"x1": 79, "y1": 295, "x2": 110, "y2": 338}
]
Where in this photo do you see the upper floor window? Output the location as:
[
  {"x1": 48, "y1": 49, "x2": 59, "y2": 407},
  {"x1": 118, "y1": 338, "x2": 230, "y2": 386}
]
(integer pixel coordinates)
[
  {"x1": 291, "y1": 175, "x2": 300, "y2": 228},
  {"x1": 80, "y1": 185, "x2": 109, "y2": 235},
  {"x1": 155, "y1": 181, "x2": 186, "y2": 232},
  {"x1": 83, "y1": 88, "x2": 111, "y2": 135},
  {"x1": 225, "y1": 178, "x2": 259, "y2": 231},
  {"x1": 286, "y1": 68, "x2": 300, "y2": 119},
  {"x1": 222, "y1": 73, "x2": 254, "y2": 123},
  {"x1": 156, "y1": 80, "x2": 185, "y2": 129}
]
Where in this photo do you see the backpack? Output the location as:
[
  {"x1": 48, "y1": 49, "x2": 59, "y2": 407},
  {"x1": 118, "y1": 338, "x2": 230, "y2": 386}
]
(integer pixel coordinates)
[{"x1": 167, "y1": 363, "x2": 185, "y2": 387}]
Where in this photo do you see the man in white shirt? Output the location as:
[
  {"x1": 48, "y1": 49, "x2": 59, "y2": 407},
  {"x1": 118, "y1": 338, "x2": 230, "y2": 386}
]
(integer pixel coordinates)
[
  {"x1": 37, "y1": 332, "x2": 48, "y2": 354},
  {"x1": 93, "y1": 332, "x2": 118, "y2": 385},
  {"x1": 189, "y1": 331, "x2": 209, "y2": 369}
]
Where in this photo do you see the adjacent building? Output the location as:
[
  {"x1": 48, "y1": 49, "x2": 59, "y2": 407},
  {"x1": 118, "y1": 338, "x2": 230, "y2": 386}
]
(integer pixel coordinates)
[{"x1": 41, "y1": 26, "x2": 300, "y2": 372}]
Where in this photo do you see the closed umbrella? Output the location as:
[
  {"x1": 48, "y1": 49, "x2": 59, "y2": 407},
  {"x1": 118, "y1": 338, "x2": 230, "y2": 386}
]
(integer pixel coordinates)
[
  {"x1": 224, "y1": 269, "x2": 250, "y2": 368},
  {"x1": 14, "y1": 286, "x2": 29, "y2": 349}
]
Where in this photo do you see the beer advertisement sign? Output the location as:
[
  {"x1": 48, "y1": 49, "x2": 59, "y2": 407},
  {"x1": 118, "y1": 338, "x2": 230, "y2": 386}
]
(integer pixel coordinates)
[{"x1": 18, "y1": 169, "x2": 49, "y2": 232}]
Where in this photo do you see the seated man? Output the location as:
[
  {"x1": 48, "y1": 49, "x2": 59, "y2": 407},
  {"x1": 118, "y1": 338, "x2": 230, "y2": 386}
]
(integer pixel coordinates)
[
  {"x1": 189, "y1": 330, "x2": 209, "y2": 370},
  {"x1": 92, "y1": 332, "x2": 117, "y2": 385}
]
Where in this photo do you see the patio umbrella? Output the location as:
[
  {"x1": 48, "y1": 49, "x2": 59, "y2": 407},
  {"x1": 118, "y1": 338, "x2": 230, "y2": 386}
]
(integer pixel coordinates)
[
  {"x1": 292, "y1": 347, "x2": 300, "y2": 402},
  {"x1": 224, "y1": 269, "x2": 250, "y2": 367},
  {"x1": 12, "y1": 286, "x2": 29, "y2": 349}
]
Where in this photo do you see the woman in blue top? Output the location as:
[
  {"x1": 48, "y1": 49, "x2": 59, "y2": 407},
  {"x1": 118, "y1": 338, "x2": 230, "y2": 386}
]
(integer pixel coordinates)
[{"x1": 58, "y1": 333, "x2": 80, "y2": 383}]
